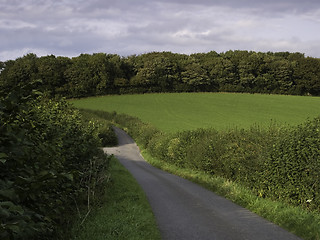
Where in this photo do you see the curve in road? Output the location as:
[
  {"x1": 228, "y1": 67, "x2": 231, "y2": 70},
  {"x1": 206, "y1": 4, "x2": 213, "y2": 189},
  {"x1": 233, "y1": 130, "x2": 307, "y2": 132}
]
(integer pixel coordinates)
[{"x1": 103, "y1": 127, "x2": 301, "y2": 240}]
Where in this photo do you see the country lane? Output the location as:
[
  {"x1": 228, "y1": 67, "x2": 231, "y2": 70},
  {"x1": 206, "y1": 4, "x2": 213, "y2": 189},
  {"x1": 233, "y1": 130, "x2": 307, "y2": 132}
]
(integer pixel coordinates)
[{"x1": 103, "y1": 127, "x2": 302, "y2": 240}]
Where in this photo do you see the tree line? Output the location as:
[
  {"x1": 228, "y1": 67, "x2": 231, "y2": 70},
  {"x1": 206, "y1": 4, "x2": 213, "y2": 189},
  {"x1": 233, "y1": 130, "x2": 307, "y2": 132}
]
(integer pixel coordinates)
[{"x1": 1, "y1": 50, "x2": 320, "y2": 98}]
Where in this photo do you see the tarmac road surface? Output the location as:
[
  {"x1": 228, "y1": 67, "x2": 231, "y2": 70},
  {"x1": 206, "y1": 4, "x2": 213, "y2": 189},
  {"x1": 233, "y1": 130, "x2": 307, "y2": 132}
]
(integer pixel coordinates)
[{"x1": 103, "y1": 127, "x2": 302, "y2": 240}]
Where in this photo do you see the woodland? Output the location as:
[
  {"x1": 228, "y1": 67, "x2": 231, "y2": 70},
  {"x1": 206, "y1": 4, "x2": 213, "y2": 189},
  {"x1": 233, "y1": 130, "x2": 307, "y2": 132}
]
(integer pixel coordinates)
[{"x1": 1, "y1": 50, "x2": 320, "y2": 98}]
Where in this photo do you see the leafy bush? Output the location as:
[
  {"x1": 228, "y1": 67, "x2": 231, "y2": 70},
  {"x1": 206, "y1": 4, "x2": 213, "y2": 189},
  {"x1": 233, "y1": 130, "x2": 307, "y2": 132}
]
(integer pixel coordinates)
[
  {"x1": 0, "y1": 81, "x2": 111, "y2": 239},
  {"x1": 78, "y1": 110, "x2": 118, "y2": 147},
  {"x1": 263, "y1": 118, "x2": 320, "y2": 210}
]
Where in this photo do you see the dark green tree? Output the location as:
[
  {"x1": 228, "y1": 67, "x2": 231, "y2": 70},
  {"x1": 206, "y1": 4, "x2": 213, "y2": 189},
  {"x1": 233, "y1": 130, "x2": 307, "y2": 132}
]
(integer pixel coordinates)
[
  {"x1": 181, "y1": 58, "x2": 211, "y2": 92},
  {"x1": 36, "y1": 55, "x2": 71, "y2": 96}
]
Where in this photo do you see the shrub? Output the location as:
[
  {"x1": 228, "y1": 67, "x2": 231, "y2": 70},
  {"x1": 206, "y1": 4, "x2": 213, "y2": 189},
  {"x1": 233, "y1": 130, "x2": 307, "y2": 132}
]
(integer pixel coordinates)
[
  {"x1": 79, "y1": 109, "x2": 118, "y2": 147},
  {"x1": 263, "y1": 118, "x2": 320, "y2": 210},
  {"x1": 0, "y1": 81, "x2": 111, "y2": 239}
]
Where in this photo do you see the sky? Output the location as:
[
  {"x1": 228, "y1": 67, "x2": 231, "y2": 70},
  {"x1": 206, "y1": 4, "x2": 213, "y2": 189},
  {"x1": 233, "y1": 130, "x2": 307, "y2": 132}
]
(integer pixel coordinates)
[{"x1": 1, "y1": 0, "x2": 320, "y2": 61}]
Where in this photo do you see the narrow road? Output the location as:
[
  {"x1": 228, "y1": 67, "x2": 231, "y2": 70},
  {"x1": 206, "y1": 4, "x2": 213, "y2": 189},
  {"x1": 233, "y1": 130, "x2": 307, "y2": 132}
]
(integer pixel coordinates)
[{"x1": 103, "y1": 127, "x2": 301, "y2": 240}]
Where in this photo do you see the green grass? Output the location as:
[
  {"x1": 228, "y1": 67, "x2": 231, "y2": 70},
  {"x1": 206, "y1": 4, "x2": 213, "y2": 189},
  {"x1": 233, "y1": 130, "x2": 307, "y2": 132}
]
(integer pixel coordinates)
[
  {"x1": 71, "y1": 92, "x2": 320, "y2": 132},
  {"x1": 140, "y1": 149, "x2": 320, "y2": 240},
  {"x1": 70, "y1": 157, "x2": 161, "y2": 240}
]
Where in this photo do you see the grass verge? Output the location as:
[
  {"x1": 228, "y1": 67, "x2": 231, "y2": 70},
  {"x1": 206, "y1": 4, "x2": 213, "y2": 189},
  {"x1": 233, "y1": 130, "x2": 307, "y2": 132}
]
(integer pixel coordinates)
[
  {"x1": 140, "y1": 149, "x2": 320, "y2": 240},
  {"x1": 70, "y1": 156, "x2": 161, "y2": 240}
]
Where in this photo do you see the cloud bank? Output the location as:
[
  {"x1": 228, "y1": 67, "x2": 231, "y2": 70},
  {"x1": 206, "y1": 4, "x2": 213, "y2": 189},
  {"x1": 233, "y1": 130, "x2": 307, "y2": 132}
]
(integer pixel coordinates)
[{"x1": 1, "y1": 0, "x2": 320, "y2": 61}]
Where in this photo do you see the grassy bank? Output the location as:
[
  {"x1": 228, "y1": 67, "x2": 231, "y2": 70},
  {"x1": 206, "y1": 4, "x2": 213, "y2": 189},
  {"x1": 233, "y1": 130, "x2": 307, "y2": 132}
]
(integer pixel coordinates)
[{"x1": 70, "y1": 157, "x2": 161, "y2": 240}]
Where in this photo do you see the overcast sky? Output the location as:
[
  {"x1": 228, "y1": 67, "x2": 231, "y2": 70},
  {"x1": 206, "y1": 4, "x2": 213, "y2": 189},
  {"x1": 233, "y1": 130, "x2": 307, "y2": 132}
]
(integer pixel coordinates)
[{"x1": 1, "y1": 0, "x2": 320, "y2": 61}]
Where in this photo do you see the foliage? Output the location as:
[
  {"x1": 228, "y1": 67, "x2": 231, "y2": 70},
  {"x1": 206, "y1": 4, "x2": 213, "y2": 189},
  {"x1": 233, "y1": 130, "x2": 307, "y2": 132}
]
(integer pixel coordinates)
[
  {"x1": 263, "y1": 119, "x2": 320, "y2": 209},
  {"x1": 1, "y1": 51, "x2": 320, "y2": 98},
  {"x1": 97, "y1": 110, "x2": 320, "y2": 212},
  {"x1": 0, "y1": 81, "x2": 111, "y2": 239},
  {"x1": 78, "y1": 109, "x2": 118, "y2": 147}
]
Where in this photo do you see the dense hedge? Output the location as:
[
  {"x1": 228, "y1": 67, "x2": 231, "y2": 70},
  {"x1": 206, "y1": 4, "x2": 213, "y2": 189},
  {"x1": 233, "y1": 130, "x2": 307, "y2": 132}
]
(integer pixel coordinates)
[
  {"x1": 263, "y1": 119, "x2": 320, "y2": 207},
  {"x1": 79, "y1": 110, "x2": 118, "y2": 147},
  {"x1": 93, "y1": 110, "x2": 320, "y2": 212},
  {"x1": 0, "y1": 82, "x2": 111, "y2": 239}
]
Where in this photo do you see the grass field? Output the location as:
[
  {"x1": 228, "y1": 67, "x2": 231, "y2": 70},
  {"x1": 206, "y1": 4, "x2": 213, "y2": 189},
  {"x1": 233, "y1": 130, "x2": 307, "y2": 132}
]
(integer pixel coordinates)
[{"x1": 71, "y1": 92, "x2": 320, "y2": 132}]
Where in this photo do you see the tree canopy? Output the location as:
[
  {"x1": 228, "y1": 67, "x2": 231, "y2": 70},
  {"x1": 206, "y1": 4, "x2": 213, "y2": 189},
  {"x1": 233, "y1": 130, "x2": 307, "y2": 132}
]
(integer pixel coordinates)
[{"x1": 1, "y1": 50, "x2": 320, "y2": 98}]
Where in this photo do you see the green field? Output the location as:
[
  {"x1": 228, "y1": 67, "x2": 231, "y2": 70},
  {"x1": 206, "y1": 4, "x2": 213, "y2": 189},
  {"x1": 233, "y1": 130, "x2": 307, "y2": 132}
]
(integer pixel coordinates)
[{"x1": 71, "y1": 92, "x2": 320, "y2": 132}]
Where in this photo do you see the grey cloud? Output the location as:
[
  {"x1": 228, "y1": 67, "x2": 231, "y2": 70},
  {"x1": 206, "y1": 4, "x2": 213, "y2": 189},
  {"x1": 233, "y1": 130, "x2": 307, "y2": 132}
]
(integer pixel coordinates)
[
  {"x1": 155, "y1": 0, "x2": 320, "y2": 13},
  {"x1": 1, "y1": 0, "x2": 320, "y2": 60}
]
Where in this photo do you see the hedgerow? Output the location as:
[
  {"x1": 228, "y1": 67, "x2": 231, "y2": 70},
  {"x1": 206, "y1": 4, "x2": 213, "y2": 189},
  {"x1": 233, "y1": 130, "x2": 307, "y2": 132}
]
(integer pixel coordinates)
[
  {"x1": 263, "y1": 119, "x2": 320, "y2": 209},
  {"x1": 95, "y1": 110, "x2": 320, "y2": 212},
  {"x1": 0, "y1": 81, "x2": 111, "y2": 239},
  {"x1": 78, "y1": 110, "x2": 118, "y2": 147}
]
